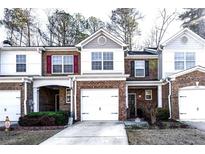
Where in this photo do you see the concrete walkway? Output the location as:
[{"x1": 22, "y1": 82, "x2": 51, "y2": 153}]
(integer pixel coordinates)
[
  {"x1": 40, "y1": 121, "x2": 128, "y2": 145},
  {"x1": 184, "y1": 121, "x2": 205, "y2": 132}
]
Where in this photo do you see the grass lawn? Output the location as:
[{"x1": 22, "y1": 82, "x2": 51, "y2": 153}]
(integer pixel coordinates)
[
  {"x1": 126, "y1": 128, "x2": 205, "y2": 145},
  {"x1": 0, "y1": 129, "x2": 62, "y2": 145}
]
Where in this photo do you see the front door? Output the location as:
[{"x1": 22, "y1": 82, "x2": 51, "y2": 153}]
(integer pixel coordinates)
[{"x1": 128, "y1": 93, "x2": 136, "y2": 118}]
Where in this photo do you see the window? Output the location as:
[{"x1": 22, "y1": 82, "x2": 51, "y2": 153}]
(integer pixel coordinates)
[
  {"x1": 145, "y1": 90, "x2": 152, "y2": 100},
  {"x1": 91, "y1": 52, "x2": 113, "y2": 70},
  {"x1": 92, "y1": 52, "x2": 102, "y2": 70},
  {"x1": 135, "y1": 60, "x2": 145, "y2": 77},
  {"x1": 52, "y1": 55, "x2": 73, "y2": 74},
  {"x1": 16, "y1": 55, "x2": 26, "y2": 72},
  {"x1": 66, "y1": 88, "x2": 71, "y2": 103},
  {"x1": 175, "y1": 52, "x2": 195, "y2": 70},
  {"x1": 103, "y1": 52, "x2": 113, "y2": 70}
]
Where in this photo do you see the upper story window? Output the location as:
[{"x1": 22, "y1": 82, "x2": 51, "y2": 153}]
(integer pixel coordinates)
[
  {"x1": 135, "y1": 60, "x2": 145, "y2": 77},
  {"x1": 16, "y1": 55, "x2": 26, "y2": 72},
  {"x1": 52, "y1": 55, "x2": 73, "y2": 74},
  {"x1": 91, "y1": 52, "x2": 113, "y2": 70},
  {"x1": 175, "y1": 52, "x2": 195, "y2": 70}
]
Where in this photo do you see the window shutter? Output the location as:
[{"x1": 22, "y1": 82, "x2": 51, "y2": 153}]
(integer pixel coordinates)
[
  {"x1": 130, "y1": 61, "x2": 135, "y2": 77},
  {"x1": 145, "y1": 60, "x2": 149, "y2": 76},
  {"x1": 74, "y1": 55, "x2": 79, "y2": 74},
  {"x1": 47, "y1": 55, "x2": 52, "y2": 74}
]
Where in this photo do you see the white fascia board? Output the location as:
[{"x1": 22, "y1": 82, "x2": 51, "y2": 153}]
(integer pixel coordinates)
[
  {"x1": 76, "y1": 29, "x2": 127, "y2": 48},
  {"x1": 75, "y1": 74, "x2": 129, "y2": 81},
  {"x1": 168, "y1": 66, "x2": 205, "y2": 79},
  {"x1": 0, "y1": 47, "x2": 44, "y2": 51},
  {"x1": 33, "y1": 76, "x2": 75, "y2": 80},
  {"x1": 0, "y1": 76, "x2": 32, "y2": 82},
  {"x1": 162, "y1": 28, "x2": 205, "y2": 47},
  {"x1": 125, "y1": 55, "x2": 158, "y2": 59},
  {"x1": 44, "y1": 47, "x2": 78, "y2": 52},
  {"x1": 126, "y1": 80, "x2": 162, "y2": 86}
]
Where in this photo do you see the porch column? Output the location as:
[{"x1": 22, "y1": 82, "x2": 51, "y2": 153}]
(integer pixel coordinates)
[
  {"x1": 158, "y1": 85, "x2": 162, "y2": 108},
  {"x1": 33, "y1": 87, "x2": 39, "y2": 112},
  {"x1": 70, "y1": 88, "x2": 73, "y2": 116},
  {"x1": 126, "y1": 85, "x2": 128, "y2": 108}
]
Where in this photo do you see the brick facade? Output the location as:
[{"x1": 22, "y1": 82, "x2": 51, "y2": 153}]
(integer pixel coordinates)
[
  {"x1": 128, "y1": 87, "x2": 158, "y2": 119},
  {"x1": 76, "y1": 80, "x2": 126, "y2": 121},
  {"x1": 162, "y1": 70, "x2": 205, "y2": 119},
  {"x1": 125, "y1": 58, "x2": 158, "y2": 81},
  {"x1": 42, "y1": 50, "x2": 80, "y2": 76}
]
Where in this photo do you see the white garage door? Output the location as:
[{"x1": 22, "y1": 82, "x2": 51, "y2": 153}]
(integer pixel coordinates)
[
  {"x1": 179, "y1": 88, "x2": 205, "y2": 120},
  {"x1": 0, "y1": 90, "x2": 21, "y2": 121},
  {"x1": 81, "y1": 89, "x2": 119, "y2": 121}
]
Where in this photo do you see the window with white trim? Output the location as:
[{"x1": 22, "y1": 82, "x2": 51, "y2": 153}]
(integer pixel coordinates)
[
  {"x1": 145, "y1": 90, "x2": 152, "y2": 100},
  {"x1": 16, "y1": 55, "x2": 26, "y2": 72},
  {"x1": 66, "y1": 88, "x2": 71, "y2": 103},
  {"x1": 135, "y1": 60, "x2": 145, "y2": 77},
  {"x1": 175, "y1": 52, "x2": 195, "y2": 70},
  {"x1": 91, "y1": 52, "x2": 113, "y2": 70},
  {"x1": 52, "y1": 55, "x2": 73, "y2": 74}
]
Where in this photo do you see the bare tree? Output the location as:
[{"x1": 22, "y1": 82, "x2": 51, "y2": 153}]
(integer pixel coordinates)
[{"x1": 144, "y1": 9, "x2": 178, "y2": 48}]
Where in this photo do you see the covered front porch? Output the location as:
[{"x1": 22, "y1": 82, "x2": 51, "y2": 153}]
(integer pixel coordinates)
[
  {"x1": 126, "y1": 81, "x2": 162, "y2": 120},
  {"x1": 33, "y1": 77, "x2": 74, "y2": 116}
]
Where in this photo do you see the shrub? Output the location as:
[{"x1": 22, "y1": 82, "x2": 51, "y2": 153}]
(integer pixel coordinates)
[
  {"x1": 156, "y1": 108, "x2": 169, "y2": 121},
  {"x1": 18, "y1": 111, "x2": 69, "y2": 126}
]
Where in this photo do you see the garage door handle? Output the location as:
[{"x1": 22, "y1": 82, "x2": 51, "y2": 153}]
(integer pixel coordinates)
[
  {"x1": 111, "y1": 96, "x2": 118, "y2": 97},
  {"x1": 82, "y1": 96, "x2": 89, "y2": 98},
  {"x1": 82, "y1": 113, "x2": 89, "y2": 114},
  {"x1": 180, "y1": 113, "x2": 187, "y2": 115},
  {"x1": 111, "y1": 112, "x2": 118, "y2": 114}
]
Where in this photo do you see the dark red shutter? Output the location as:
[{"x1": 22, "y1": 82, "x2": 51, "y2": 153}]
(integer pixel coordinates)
[
  {"x1": 74, "y1": 55, "x2": 79, "y2": 74},
  {"x1": 130, "y1": 61, "x2": 135, "y2": 77},
  {"x1": 47, "y1": 55, "x2": 52, "y2": 74},
  {"x1": 145, "y1": 60, "x2": 149, "y2": 76}
]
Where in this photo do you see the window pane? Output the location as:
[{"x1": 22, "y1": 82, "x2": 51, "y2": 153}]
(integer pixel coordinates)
[
  {"x1": 103, "y1": 52, "x2": 113, "y2": 60},
  {"x1": 175, "y1": 61, "x2": 184, "y2": 70},
  {"x1": 53, "y1": 65, "x2": 62, "y2": 73},
  {"x1": 175, "y1": 52, "x2": 184, "y2": 60},
  {"x1": 135, "y1": 60, "x2": 145, "y2": 69},
  {"x1": 53, "y1": 56, "x2": 62, "y2": 64},
  {"x1": 186, "y1": 52, "x2": 195, "y2": 61},
  {"x1": 64, "y1": 65, "x2": 73, "y2": 73},
  {"x1": 103, "y1": 61, "x2": 113, "y2": 70},
  {"x1": 135, "y1": 69, "x2": 144, "y2": 77},
  {"x1": 92, "y1": 52, "x2": 102, "y2": 61},
  {"x1": 92, "y1": 61, "x2": 102, "y2": 70},
  {"x1": 186, "y1": 61, "x2": 195, "y2": 69},
  {"x1": 16, "y1": 64, "x2": 26, "y2": 72},
  {"x1": 64, "y1": 56, "x2": 73, "y2": 64},
  {"x1": 16, "y1": 55, "x2": 26, "y2": 63}
]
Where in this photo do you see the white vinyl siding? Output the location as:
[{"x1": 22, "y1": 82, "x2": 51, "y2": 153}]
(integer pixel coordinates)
[
  {"x1": 91, "y1": 52, "x2": 113, "y2": 70},
  {"x1": 174, "y1": 52, "x2": 195, "y2": 70},
  {"x1": 52, "y1": 55, "x2": 73, "y2": 74},
  {"x1": 16, "y1": 55, "x2": 26, "y2": 72},
  {"x1": 135, "y1": 60, "x2": 145, "y2": 77}
]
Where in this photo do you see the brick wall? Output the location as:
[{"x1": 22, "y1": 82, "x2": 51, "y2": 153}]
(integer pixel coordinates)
[
  {"x1": 42, "y1": 51, "x2": 80, "y2": 76},
  {"x1": 76, "y1": 80, "x2": 126, "y2": 121},
  {"x1": 163, "y1": 70, "x2": 205, "y2": 119},
  {"x1": 128, "y1": 87, "x2": 158, "y2": 119},
  {"x1": 59, "y1": 87, "x2": 70, "y2": 112},
  {"x1": 125, "y1": 58, "x2": 158, "y2": 81}
]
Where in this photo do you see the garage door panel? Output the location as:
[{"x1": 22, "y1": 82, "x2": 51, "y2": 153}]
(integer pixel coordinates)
[
  {"x1": 179, "y1": 88, "x2": 205, "y2": 120},
  {"x1": 81, "y1": 89, "x2": 119, "y2": 121},
  {"x1": 0, "y1": 90, "x2": 21, "y2": 121}
]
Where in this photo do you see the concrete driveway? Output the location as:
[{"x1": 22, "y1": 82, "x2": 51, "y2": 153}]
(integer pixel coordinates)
[
  {"x1": 40, "y1": 121, "x2": 128, "y2": 145},
  {"x1": 184, "y1": 121, "x2": 205, "y2": 132}
]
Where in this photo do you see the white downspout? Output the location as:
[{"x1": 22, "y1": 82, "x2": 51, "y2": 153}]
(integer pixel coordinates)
[
  {"x1": 166, "y1": 78, "x2": 172, "y2": 119},
  {"x1": 74, "y1": 77, "x2": 77, "y2": 120},
  {"x1": 23, "y1": 78, "x2": 28, "y2": 115}
]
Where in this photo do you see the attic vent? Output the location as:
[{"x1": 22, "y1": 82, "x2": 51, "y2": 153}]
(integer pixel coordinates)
[
  {"x1": 97, "y1": 36, "x2": 107, "y2": 45},
  {"x1": 181, "y1": 36, "x2": 188, "y2": 44}
]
